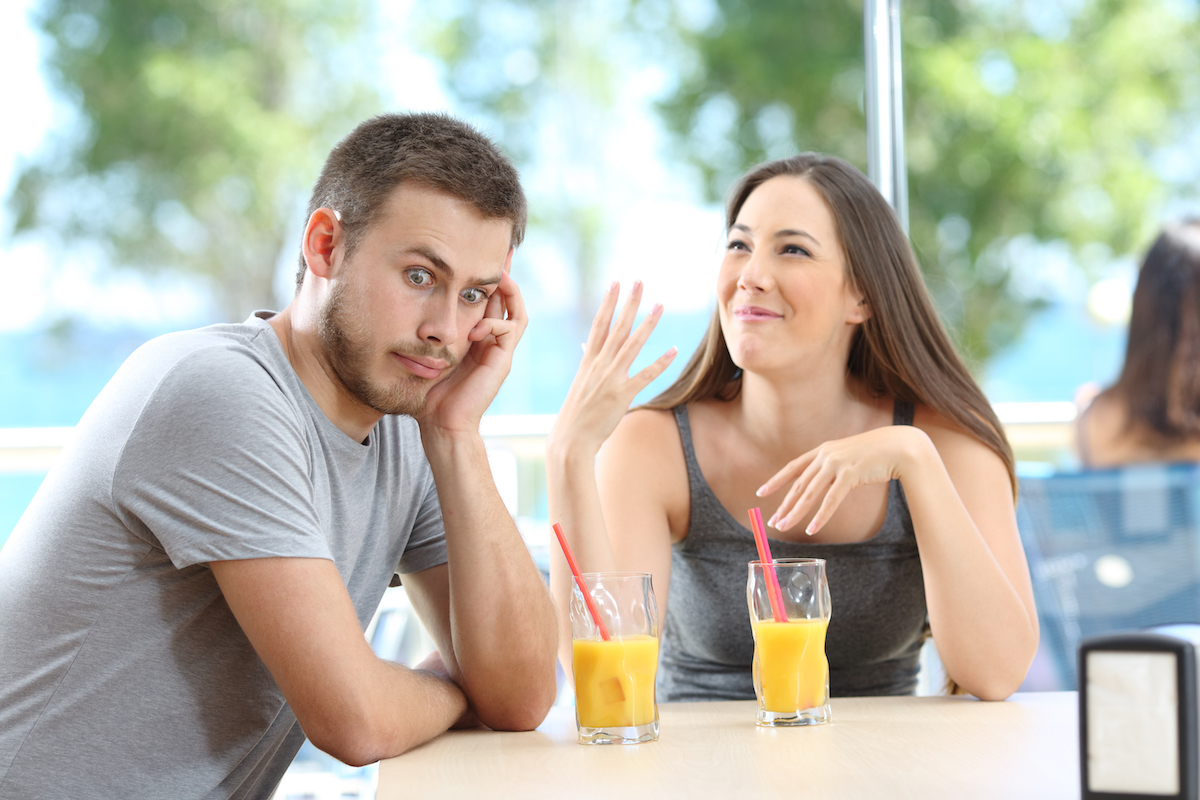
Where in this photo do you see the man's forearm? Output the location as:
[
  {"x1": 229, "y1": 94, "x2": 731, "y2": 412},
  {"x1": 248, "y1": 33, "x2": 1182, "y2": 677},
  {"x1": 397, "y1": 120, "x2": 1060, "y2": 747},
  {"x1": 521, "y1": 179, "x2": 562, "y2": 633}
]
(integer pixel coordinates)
[{"x1": 421, "y1": 429, "x2": 559, "y2": 730}]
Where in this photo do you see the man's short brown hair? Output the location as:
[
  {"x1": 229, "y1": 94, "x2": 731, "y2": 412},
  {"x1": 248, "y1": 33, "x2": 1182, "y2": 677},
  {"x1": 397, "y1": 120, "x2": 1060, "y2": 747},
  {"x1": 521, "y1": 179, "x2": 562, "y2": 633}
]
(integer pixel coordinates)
[{"x1": 296, "y1": 112, "x2": 527, "y2": 289}]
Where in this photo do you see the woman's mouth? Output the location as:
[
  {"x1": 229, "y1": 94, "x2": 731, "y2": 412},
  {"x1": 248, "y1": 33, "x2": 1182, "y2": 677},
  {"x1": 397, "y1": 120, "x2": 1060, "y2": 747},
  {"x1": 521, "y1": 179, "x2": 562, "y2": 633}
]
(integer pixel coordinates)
[{"x1": 733, "y1": 306, "x2": 783, "y2": 321}]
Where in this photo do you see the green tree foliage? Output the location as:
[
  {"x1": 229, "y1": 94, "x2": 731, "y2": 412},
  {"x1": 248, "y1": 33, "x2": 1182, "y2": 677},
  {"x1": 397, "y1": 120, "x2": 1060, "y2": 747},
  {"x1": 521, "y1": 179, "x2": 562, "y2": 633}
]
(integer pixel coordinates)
[
  {"x1": 10, "y1": 0, "x2": 379, "y2": 320},
  {"x1": 415, "y1": 0, "x2": 1200, "y2": 369},
  {"x1": 659, "y1": 0, "x2": 1200, "y2": 365},
  {"x1": 412, "y1": 1, "x2": 675, "y2": 331}
]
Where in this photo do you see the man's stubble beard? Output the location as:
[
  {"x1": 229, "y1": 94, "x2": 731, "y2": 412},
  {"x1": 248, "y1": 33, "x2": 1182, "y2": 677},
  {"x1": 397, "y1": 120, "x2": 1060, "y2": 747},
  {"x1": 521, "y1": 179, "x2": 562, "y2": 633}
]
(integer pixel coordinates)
[{"x1": 317, "y1": 278, "x2": 457, "y2": 418}]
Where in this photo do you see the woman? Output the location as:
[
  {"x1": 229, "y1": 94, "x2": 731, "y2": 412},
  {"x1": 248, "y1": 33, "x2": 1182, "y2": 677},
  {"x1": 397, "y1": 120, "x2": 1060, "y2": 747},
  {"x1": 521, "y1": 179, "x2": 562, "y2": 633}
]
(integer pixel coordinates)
[
  {"x1": 1075, "y1": 219, "x2": 1200, "y2": 467},
  {"x1": 548, "y1": 154, "x2": 1037, "y2": 701}
]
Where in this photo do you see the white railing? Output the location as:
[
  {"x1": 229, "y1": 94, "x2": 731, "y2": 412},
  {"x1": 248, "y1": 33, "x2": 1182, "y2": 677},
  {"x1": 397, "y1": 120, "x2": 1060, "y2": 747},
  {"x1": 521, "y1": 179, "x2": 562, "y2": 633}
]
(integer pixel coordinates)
[{"x1": 0, "y1": 404, "x2": 1080, "y2": 475}]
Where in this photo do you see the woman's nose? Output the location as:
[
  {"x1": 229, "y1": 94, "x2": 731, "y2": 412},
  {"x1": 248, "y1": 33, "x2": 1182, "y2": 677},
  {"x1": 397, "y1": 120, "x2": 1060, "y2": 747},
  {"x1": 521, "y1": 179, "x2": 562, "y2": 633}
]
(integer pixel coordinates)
[{"x1": 737, "y1": 251, "x2": 773, "y2": 293}]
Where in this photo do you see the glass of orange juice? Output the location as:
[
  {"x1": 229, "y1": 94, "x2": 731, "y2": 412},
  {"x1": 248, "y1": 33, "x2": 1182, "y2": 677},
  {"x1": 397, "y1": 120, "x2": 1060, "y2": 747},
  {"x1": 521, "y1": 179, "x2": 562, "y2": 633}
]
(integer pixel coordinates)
[
  {"x1": 570, "y1": 572, "x2": 659, "y2": 745},
  {"x1": 747, "y1": 558, "x2": 832, "y2": 727}
]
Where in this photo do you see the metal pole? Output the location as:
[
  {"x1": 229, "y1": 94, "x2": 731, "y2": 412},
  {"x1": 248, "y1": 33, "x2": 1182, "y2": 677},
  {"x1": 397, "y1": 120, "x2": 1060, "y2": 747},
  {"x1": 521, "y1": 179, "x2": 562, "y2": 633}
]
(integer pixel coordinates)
[{"x1": 863, "y1": 0, "x2": 909, "y2": 233}]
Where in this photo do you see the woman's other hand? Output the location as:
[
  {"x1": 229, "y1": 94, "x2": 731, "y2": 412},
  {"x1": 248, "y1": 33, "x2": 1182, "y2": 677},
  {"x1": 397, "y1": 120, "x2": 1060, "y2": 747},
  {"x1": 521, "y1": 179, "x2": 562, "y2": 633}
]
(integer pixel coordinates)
[{"x1": 757, "y1": 425, "x2": 935, "y2": 535}]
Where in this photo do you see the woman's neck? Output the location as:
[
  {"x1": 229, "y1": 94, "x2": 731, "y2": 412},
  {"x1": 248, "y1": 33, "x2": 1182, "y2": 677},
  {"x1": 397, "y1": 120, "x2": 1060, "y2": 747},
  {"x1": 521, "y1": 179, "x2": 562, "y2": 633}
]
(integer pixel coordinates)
[{"x1": 727, "y1": 365, "x2": 881, "y2": 457}]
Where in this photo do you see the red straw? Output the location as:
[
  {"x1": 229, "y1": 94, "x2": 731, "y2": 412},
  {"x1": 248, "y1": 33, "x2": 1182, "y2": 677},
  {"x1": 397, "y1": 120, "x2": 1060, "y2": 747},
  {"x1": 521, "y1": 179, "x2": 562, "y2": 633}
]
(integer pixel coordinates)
[
  {"x1": 552, "y1": 522, "x2": 610, "y2": 641},
  {"x1": 749, "y1": 508, "x2": 788, "y2": 623}
]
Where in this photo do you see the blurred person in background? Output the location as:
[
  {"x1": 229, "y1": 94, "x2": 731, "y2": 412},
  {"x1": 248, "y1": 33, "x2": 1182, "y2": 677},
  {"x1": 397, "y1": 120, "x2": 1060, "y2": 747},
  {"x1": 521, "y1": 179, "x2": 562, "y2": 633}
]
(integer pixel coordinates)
[
  {"x1": 548, "y1": 153, "x2": 1038, "y2": 704},
  {"x1": 1075, "y1": 219, "x2": 1200, "y2": 468},
  {"x1": 0, "y1": 113, "x2": 558, "y2": 800}
]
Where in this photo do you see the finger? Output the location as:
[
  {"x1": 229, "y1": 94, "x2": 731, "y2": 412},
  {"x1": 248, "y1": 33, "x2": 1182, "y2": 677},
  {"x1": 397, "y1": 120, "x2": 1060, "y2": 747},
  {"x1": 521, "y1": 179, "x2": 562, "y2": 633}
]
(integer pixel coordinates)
[
  {"x1": 757, "y1": 452, "x2": 816, "y2": 498},
  {"x1": 585, "y1": 281, "x2": 621, "y2": 356},
  {"x1": 503, "y1": 247, "x2": 514, "y2": 274},
  {"x1": 496, "y1": 269, "x2": 527, "y2": 333},
  {"x1": 628, "y1": 346, "x2": 678, "y2": 396},
  {"x1": 601, "y1": 280, "x2": 644, "y2": 356},
  {"x1": 806, "y1": 473, "x2": 854, "y2": 536},
  {"x1": 469, "y1": 317, "x2": 518, "y2": 350},
  {"x1": 614, "y1": 301, "x2": 665, "y2": 371},
  {"x1": 771, "y1": 458, "x2": 830, "y2": 530}
]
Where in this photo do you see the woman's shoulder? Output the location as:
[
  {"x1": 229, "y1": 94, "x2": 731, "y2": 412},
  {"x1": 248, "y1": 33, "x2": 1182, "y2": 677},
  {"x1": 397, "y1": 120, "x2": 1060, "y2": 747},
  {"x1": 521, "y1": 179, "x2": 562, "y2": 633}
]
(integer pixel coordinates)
[
  {"x1": 600, "y1": 406, "x2": 691, "y2": 537},
  {"x1": 601, "y1": 406, "x2": 687, "y2": 474},
  {"x1": 911, "y1": 402, "x2": 1005, "y2": 467}
]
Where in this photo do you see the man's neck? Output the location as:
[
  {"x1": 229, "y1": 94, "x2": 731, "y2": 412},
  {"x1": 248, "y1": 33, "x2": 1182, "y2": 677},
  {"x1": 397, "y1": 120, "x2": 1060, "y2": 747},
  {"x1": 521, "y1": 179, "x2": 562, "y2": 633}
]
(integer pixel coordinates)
[{"x1": 268, "y1": 304, "x2": 383, "y2": 444}]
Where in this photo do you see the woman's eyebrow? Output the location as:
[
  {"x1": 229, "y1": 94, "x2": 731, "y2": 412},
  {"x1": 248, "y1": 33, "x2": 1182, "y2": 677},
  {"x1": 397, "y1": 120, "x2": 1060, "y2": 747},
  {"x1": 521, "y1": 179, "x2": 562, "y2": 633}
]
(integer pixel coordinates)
[
  {"x1": 731, "y1": 223, "x2": 821, "y2": 247},
  {"x1": 775, "y1": 228, "x2": 821, "y2": 246}
]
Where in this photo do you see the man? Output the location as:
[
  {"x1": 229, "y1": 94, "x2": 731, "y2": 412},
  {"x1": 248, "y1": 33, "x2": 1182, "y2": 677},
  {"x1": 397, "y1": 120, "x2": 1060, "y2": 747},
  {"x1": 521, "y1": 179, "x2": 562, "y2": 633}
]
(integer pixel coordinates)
[{"x1": 0, "y1": 113, "x2": 559, "y2": 798}]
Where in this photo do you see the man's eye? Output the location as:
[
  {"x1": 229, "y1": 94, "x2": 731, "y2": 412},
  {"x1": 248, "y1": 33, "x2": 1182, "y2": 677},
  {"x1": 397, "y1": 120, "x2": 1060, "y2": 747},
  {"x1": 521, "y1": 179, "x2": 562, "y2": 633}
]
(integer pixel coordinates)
[
  {"x1": 406, "y1": 268, "x2": 433, "y2": 286},
  {"x1": 462, "y1": 288, "x2": 487, "y2": 304}
]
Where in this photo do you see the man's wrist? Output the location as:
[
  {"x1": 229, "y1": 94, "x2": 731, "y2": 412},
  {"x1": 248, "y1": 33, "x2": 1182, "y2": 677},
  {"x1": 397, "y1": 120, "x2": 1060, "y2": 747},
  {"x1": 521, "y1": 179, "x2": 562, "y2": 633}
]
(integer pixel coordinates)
[{"x1": 419, "y1": 424, "x2": 487, "y2": 463}]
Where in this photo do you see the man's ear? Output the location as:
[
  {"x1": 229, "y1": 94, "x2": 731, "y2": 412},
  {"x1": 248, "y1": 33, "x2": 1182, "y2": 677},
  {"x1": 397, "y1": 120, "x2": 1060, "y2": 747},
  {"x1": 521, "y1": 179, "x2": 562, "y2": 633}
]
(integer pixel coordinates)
[{"x1": 301, "y1": 208, "x2": 343, "y2": 280}]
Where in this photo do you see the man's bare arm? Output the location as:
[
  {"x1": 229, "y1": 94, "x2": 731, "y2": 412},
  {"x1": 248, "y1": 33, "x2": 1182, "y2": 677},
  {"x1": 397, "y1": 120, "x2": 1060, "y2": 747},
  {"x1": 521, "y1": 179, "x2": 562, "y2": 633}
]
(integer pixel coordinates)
[
  {"x1": 410, "y1": 431, "x2": 560, "y2": 731},
  {"x1": 210, "y1": 557, "x2": 466, "y2": 766}
]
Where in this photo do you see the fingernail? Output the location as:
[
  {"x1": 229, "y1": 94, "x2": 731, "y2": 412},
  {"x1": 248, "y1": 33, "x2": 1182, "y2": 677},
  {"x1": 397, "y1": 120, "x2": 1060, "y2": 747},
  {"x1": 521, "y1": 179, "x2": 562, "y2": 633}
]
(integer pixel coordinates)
[
  {"x1": 775, "y1": 517, "x2": 787, "y2": 530},
  {"x1": 651, "y1": 303, "x2": 663, "y2": 315},
  {"x1": 667, "y1": 346, "x2": 677, "y2": 357},
  {"x1": 805, "y1": 524, "x2": 815, "y2": 536},
  {"x1": 608, "y1": 281, "x2": 618, "y2": 293},
  {"x1": 755, "y1": 486, "x2": 765, "y2": 497},
  {"x1": 633, "y1": 280, "x2": 643, "y2": 292}
]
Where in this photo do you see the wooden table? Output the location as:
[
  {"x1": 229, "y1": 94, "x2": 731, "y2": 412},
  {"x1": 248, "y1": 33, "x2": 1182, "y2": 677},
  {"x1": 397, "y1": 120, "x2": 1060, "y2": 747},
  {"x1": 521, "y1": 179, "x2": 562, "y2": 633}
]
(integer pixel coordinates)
[{"x1": 378, "y1": 692, "x2": 1079, "y2": 799}]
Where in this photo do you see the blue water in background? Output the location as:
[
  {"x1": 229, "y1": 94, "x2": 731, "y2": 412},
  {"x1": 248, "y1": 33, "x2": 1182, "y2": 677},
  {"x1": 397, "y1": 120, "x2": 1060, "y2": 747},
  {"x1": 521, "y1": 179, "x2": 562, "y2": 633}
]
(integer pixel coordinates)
[{"x1": 0, "y1": 302, "x2": 1124, "y2": 548}]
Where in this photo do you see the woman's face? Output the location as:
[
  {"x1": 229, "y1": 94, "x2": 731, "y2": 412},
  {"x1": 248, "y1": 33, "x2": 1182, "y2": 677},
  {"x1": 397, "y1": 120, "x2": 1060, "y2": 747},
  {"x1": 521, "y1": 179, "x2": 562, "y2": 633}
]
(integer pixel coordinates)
[{"x1": 717, "y1": 175, "x2": 867, "y2": 377}]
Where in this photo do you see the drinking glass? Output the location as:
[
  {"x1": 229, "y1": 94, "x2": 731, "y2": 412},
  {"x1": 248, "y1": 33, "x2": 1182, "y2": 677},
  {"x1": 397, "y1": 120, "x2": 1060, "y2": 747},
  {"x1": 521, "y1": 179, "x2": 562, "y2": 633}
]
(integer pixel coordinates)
[
  {"x1": 570, "y1": 572, "x2": 660, "y2": 745},
  {"x1": 747, "y1": 558, "x2": 832, "y2": 727}
]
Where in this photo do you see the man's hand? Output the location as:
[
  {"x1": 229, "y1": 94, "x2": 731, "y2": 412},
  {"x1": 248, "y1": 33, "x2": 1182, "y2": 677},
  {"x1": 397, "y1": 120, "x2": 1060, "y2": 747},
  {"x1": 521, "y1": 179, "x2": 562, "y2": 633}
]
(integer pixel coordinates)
[{"x1": 418, "y1": 250, "x2": 526, "y2": 437}]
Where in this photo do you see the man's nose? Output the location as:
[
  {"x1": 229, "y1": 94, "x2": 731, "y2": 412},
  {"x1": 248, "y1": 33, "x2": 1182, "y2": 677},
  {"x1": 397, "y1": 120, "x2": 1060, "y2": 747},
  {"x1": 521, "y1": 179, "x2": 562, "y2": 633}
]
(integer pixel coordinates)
[{"x1": 415, "y1": 293, "x2": 459, "y2": 345}]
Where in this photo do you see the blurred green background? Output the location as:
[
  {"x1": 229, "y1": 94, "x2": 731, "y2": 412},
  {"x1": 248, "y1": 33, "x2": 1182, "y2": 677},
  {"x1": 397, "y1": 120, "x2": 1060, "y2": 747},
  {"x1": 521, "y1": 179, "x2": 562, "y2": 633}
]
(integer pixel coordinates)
[{"x1": 3, "y1": 0, "x2": 1200, "y2": 533}]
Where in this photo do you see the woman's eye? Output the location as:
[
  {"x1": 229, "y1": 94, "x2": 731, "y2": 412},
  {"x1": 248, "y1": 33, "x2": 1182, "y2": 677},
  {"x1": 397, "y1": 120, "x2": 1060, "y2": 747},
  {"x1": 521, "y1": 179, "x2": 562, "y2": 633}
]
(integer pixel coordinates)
[
  {"x1": 727, "y1": 239, "x2": 750, "y2": 251},
  {"x1": 782, "y1": 244, "x2": 811, "y2": 256},
  {"x1": 406, "y1": 268, "x2": 433, "y2": 286},
  {"x1": 461, "y1": 287, "x2": 487, "y2": 304}
]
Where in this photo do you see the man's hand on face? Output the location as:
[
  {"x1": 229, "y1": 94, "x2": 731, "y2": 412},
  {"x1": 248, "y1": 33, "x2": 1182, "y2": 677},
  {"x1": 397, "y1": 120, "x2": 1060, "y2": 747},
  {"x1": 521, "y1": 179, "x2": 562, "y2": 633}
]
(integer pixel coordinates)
[{"x1": 417, "y1": 249, "x2": 525, "y2": 437}]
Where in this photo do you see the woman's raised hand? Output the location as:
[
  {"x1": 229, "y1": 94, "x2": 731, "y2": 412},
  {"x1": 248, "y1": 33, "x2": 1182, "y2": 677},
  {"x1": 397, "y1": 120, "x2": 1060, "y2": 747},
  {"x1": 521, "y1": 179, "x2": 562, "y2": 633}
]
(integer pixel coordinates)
[
  {"x1": 756, "y1": 425, "x2": 935, "y2": 535},
  {"x1": 549, "y1": 281, "x2": 677, "y2": 455}
]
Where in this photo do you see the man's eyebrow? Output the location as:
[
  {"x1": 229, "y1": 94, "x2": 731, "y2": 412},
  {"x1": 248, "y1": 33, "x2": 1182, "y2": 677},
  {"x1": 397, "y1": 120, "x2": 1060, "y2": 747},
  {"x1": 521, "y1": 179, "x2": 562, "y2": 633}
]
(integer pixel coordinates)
[
  {"x1": 405, "y1": 246, "x2": 502, "y2": 286},
  {"x1": 730, "y1": 223, "x2": 821, "y2": 247}
]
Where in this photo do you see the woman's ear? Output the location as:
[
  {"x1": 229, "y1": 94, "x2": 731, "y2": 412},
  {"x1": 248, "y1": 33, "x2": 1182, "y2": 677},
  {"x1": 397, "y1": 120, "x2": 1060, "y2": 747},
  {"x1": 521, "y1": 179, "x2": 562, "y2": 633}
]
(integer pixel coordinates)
[{"x1": 846, "y1": 294, "x2": 871, "y2": 324}]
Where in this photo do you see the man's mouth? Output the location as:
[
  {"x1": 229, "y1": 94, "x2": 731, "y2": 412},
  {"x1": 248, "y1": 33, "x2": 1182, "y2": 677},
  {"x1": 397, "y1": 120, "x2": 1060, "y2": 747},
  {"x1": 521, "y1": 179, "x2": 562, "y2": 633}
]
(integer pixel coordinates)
[{"x1": 392, "y1": 352, "x2": 450, "y2": 380}]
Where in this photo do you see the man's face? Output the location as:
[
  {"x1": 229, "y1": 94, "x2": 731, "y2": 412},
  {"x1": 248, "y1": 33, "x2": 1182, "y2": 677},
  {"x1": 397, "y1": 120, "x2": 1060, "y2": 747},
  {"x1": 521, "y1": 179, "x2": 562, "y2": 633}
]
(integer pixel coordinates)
[{"x1": 317, "y1": 183, "x2": 513, "y2": 417}]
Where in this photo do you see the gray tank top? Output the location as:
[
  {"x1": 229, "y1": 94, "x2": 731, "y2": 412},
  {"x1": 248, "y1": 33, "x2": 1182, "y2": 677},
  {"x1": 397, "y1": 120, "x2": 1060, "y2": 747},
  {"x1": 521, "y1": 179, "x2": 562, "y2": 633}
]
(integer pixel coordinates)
[{"x1": 658, "y1": 401, "x2": 928, "y2": 701}]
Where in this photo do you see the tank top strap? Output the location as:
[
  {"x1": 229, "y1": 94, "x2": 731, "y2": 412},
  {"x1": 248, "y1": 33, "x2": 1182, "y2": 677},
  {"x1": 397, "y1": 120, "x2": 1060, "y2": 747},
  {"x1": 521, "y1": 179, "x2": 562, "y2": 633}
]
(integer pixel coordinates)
[{"x1": 672, "y1": 404, "x2": 707, "y2": 490}]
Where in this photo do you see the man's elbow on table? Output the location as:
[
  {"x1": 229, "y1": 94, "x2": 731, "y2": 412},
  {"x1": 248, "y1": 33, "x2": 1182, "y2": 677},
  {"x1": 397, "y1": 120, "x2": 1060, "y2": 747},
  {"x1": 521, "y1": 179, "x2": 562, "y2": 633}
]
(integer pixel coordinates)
[{"x1": 470, "y1": 669, "x2": 558, "y2": 732}]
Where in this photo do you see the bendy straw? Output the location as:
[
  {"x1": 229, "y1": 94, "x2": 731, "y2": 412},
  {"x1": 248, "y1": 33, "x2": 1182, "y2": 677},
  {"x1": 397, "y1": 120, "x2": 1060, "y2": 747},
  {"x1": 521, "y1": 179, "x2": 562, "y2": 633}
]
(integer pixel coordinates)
[
  {"x1": 552, "y1": 522, "x2": 611, "y2": 641},
  {"x1": 749, "y1": 507, "x2": 788, "y2": 623}
]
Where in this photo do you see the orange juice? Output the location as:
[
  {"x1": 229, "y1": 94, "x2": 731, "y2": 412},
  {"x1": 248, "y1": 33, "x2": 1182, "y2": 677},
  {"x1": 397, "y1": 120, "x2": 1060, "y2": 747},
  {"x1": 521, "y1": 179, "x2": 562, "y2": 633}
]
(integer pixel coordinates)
[
  {"x1": 572, "y1": 635, "x2": 659, "y2": 728},
  {"x1": 752, "y1": 618, "x2": 829, "y2": 713}
]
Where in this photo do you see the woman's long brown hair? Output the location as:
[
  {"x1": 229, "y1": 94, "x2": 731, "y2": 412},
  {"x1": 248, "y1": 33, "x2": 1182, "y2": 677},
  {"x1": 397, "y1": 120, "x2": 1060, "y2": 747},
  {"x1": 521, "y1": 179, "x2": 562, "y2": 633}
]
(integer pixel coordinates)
[
  {"x1": 641, "y1": 153, "x2": 1017, "y2": 496},
  {"x1": 1101, "y1": 219, "x2": 1200, "y2": 442}
]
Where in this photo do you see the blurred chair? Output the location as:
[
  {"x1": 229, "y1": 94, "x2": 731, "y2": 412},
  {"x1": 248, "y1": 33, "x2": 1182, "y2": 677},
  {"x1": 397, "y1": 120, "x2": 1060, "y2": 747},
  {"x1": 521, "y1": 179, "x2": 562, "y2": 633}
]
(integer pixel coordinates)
[{"x1": 1018, "y1": 463, "x2": 1200, "y2": 690}]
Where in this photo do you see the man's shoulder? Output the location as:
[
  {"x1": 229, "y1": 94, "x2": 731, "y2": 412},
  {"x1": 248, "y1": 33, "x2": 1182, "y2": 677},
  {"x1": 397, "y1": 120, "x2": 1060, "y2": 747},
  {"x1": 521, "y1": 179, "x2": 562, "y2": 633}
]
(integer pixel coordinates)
[{"x1": 123, "y1": 317, "x2": 292, "y2": 399}]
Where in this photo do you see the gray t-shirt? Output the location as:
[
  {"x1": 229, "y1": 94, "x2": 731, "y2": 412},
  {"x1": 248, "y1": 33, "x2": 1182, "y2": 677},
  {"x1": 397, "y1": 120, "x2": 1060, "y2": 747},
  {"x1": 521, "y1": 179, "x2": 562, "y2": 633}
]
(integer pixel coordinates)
[{"x1": 0, "y1": 312, "x2": 449, "y2": 800}]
